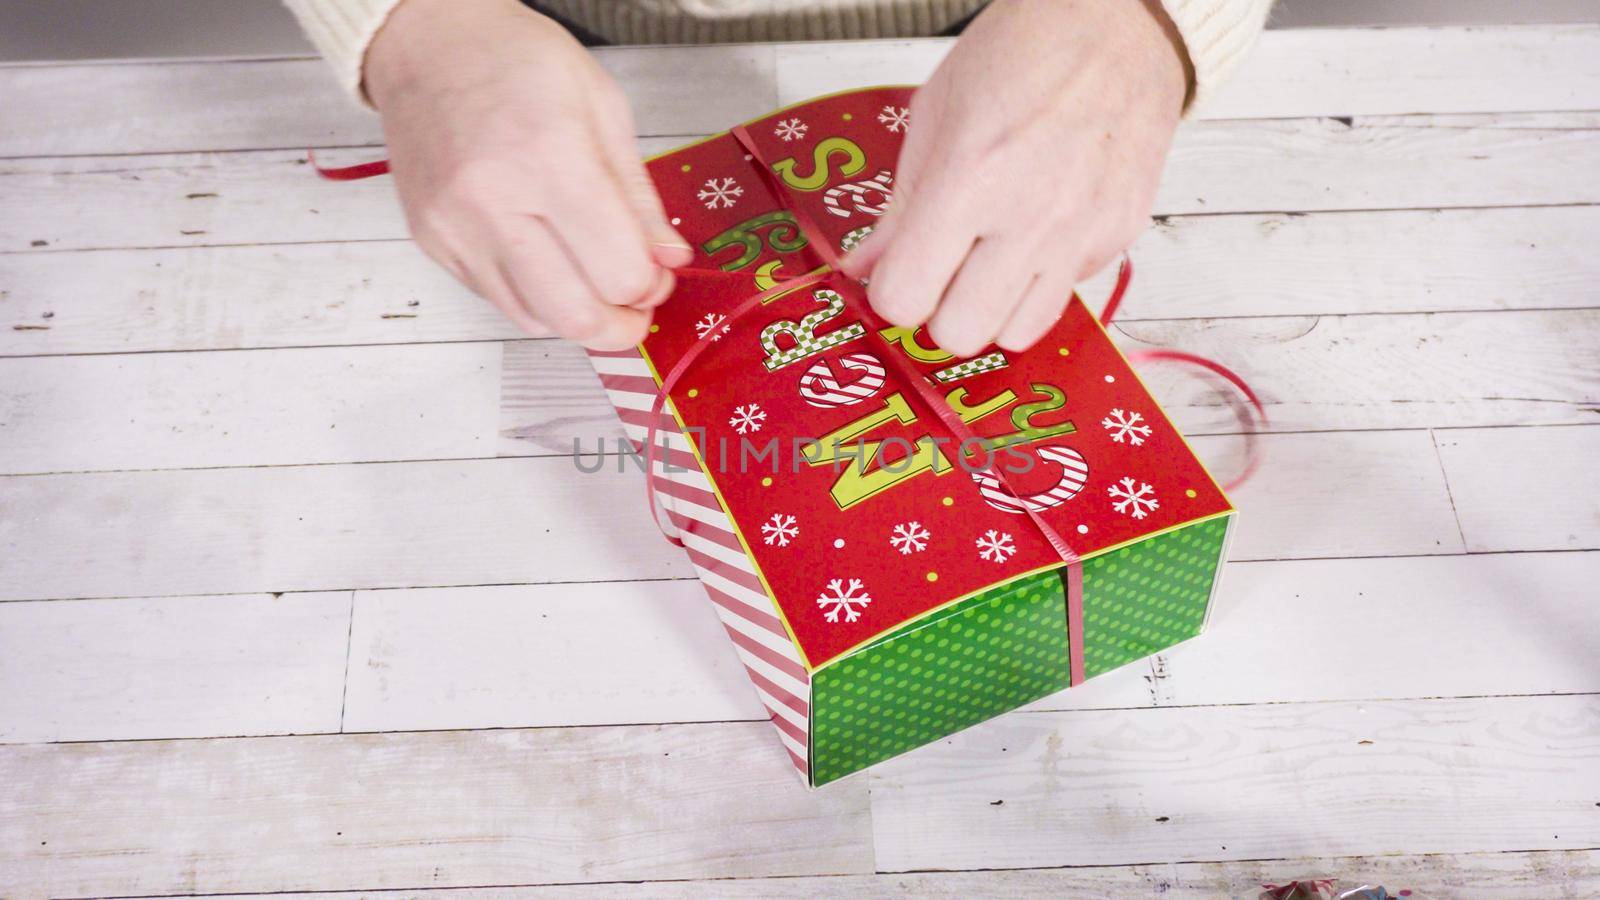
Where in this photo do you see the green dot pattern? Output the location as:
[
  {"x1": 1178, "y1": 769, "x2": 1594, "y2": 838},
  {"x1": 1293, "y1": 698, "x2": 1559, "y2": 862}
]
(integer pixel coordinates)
[
  {"x1": 1080, "y1": 515, "x2": 1230, "y2": 679},
  {"x1": 805, "y1": 514, "x2": 1231, "y2": 786},
  {"x1": 809, "y1": 571, "x2": 1070, "y2": 786}
]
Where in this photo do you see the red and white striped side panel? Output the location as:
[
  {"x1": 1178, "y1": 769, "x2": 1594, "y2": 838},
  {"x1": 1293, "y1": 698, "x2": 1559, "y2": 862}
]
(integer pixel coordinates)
[{"x1": 587, "y1": 347, "x2": 812, "y2": 780}]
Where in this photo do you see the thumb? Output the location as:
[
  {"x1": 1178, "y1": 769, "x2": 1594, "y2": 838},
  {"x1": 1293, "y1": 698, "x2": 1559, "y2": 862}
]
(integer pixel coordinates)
[{"x1": 605, "y1": 133, "x2": 694, "y2": 270}]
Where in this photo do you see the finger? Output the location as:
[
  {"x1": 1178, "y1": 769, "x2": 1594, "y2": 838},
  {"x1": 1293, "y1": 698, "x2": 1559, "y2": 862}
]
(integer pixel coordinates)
[
  {"x1": 589, "y1": 86, "x2": 695, "y2": 268},
  {"x1": 539, "y1": 154, "x2": 663, "y2": 309},
  {"x1": 841, "y1": 94, "x2": 936, "y2": 280},
  {"x1": 498, "y1": 222, "x2": 650, "y2": 350},
  {"x1": 995, "y1": 270, "x2": 1075, "y2": 352},
  {"x1": 627, "y1": 265, "x2": 676, "y2": 311},
  {"x1": 924, "y1": 236, "x2": 1035, "y2": 358},
  {"x1": 862, "y1": 185, "x2": 977, "y2": 328},
  {"x1": 837, "y1": 209, "x2": 897, "y2": 279}
]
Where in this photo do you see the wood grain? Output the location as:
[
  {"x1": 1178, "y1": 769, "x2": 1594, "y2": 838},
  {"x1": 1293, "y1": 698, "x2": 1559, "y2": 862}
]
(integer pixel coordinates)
[
  {"x1": 0, "y1": 342, "x2": 501, "y2": 474},
  {"x1": 867, "y1": 694, "x2": 1600, "y2": 872},
  {"x1": 0, "y1": 723, "x2": 874, "y2": 897},
  {"x1": 3, "y1": 307, "x2": 1590, "y2": 477},
  {"x1": 186, "y1": 849, "x2": 1600, "y2": 898},
  {"x1": 0, "y1": 592, "x2": 350, "y2": 743},
  {"x1": 499, "y1": 308, "x2": 1600, "y2": 454},
  {"x1": 1436, "y1": 424, "x2": 1600, "y2": 552},
  {"x1": 5, "y1": 112, "x2": 1597, "y2": 254},
  {"x1": 7, "y1": 204, "x2": 1598, "y2": 357},
  {"x1": 339, "y1": 551, "x2": 1600, "y2": 737},
  {"x1": 3, "y1": 27, "x2": 1597, "y2": 157}
]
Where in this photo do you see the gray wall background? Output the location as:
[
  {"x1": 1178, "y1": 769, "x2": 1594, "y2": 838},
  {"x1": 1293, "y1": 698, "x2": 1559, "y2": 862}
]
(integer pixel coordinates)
[{"x1": 1, "y1": 0, "x2": 1597, "y2": 61}]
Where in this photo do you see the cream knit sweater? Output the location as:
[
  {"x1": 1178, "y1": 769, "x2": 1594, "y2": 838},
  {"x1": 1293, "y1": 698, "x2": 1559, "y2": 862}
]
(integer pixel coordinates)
[{"x1": 285, "y1": 0, "x2": 1271, "y2": 108}]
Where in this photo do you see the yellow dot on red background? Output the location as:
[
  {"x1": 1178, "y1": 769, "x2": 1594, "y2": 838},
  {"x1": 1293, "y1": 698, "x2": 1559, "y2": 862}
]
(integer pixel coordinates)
[
  {"x1": 649, "y1": 324, "x2": 660, "y2": 333},
  {"x1": 941, "y1": 496, "x2": 954, "y2": 506},
  {"x1": 842, "y1": 113, "x2": 853, "y2": 121},
  {"x1": 687, "y1": 388, "x2": 699, "y2": 398},
  {"x1": 680, "y1": 164, "x2": 691, "y2": 172},
  {"x1": 1185, "y1": 488, "x2": 1197, "y2": 498},
  {"x1": 1058, "y1": 347, "x2": 1070, "y2": 356},
  {"x1": 926, "y1": 571, "x2": 939, "y2": 583},
  {"x1": 761, "y1": 477, "x2": 773, "y2": 487}
]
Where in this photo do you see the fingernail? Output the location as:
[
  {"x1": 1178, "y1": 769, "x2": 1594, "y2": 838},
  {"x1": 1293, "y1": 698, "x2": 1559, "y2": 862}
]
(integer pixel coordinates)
[{"x1": 652, "y1": 239, "x2": 692, "y2": 252}]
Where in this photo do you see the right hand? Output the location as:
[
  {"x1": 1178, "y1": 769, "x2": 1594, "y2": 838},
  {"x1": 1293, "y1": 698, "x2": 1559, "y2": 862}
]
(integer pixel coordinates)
[{"x1": 365, "y1": 0, "x2": 692, "y2": 349}]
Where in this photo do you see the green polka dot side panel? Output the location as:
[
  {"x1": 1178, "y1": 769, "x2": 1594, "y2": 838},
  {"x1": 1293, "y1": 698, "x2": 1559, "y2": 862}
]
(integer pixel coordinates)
[
  {"x1": 810, "y1": 571, "x2": 1070, "y2": 787},
  {"x1": 1080, "y1": 514, "x2": 1231, "y2": 680}
]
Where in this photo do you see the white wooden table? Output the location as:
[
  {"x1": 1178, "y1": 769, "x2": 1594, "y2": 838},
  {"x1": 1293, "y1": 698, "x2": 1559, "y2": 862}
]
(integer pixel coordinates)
[{"x1": 2, "y1": 25, "x2": 1598, "y2": 898}]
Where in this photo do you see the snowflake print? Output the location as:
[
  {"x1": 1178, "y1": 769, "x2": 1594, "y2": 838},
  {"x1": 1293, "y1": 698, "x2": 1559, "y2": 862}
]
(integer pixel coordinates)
[
  {"x1": 1102, "y1": 408, "x2": 1153, "y2": 446},
  {"x1": 975, "y1": 529, "x2": 1016, "y2": 564},
  {"x1": 773, "y1": 117, "x2": 809, "y2": 142},
  {"x1": 1108, "y1": 477, "x2": 1160, "y2": 519},
  {"x1": 762, "y1": 513, "x2": 798, "y2": 547},
  {"x1": 889, "y1": 521, "x2": 930, "y2": 555},
  {"x1": 878, "y1": 105, "x2": 910, "y2": 133},
  {"x1": 816, "y1": 578, "x2": 872, "y2": 623},
  {"x1": 729, "y1": 403, "x2": 767, "y2": 435},
  {"x1": 694, "y1": 312, "x2": 731, "y2": 342},
  {"x1": 697, "y1": 177, "x2": 744, "y2": 210}
]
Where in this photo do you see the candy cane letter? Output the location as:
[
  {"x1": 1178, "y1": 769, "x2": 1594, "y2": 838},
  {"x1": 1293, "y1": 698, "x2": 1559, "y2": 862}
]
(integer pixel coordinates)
[
  {"x1": 761, "y1": 289, "x2": 867, "y2": 371},
  {"x1": 771, "y1": 137, "x2": 867, "y2": 192},
  {"x1": 798, "y1": 352, "x2": 888, "y2": 408},
  {"x1": 822, "y1": 169, "x2": 894, "y2": 219},
  {"x1": 970, "y1": 445, "x2": 1089, "y2": 513}
]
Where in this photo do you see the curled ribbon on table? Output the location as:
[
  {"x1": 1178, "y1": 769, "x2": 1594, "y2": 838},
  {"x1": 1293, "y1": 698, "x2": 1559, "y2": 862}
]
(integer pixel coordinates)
[{"x1": 310, "y1": 136, "x2": 1267, "y2": 688}]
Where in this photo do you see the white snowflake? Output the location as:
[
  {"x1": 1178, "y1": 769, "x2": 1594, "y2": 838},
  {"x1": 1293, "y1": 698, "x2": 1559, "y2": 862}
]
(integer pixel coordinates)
[
  {"x1": 694, "y1": 312, "x2": 731, "y2": 342},
  {"x1": 975, "y1": 529, "x2": 1016, "y2": 564},
  {"x1": 773, "y1": 117, "x2": 809, "y2": 142},
  {"x1": 816, "y1": 577, "x2": 872, "y2": 623},
  {"x1": 729, "y1": 403, "x2": 767, "y2": 435},
  {"x1": 697, "y1": 177, "x2": 744, "y2": 210},
  {"x1": 889, "y1": 521, "x2": 930, "y2": 555},
  {"x1": 1108, "y1": 477, "x2": 1160, "y2": 519},
  {"x1": 1102, "y1": 408, "x2": 1153, "y2": 446},
  {"x1": 762, "y1": 512, "x2": 798, "y2": 547},
  {"x1": 878, "y1": 105, "x2": 910, "y2": 133}
]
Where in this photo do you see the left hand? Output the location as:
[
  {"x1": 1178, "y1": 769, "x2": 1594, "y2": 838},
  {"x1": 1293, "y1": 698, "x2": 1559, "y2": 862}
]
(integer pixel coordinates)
[{"x1": 840, "y1": 0, "x2": 1190, "y2": 355}]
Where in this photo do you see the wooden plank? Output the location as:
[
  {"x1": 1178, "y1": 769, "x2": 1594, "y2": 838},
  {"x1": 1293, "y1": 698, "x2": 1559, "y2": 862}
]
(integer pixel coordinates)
[
  {"x1": 0, "y1": 592, "x2": 350, "y2": 744},
  {"x1": 8, "y1": 205, "x2": 1599, "y2": 357},
  {"x1": 0, "y1": 47, "x2": 778, "y2": 158},
  {"x1": 1120, "y1": 308, "x2": 1600, "y2": 435},
  {"x1": 341, "y1": 580, "x2": 762, "y2": 733},
  {"x1": 0, "y1": 342, "x2": 501, "y2": 474},
  {"x1": 0, "y1": 457, "x2": 693, "y2": 603},
  {"x1": 340, "y1": 552, "x2": 1597, "y2": 737},
  {"x1": 1047, "y1": 550, "x2": 1600, "y2": 711},
  {"x1": 502, "y1": 308, "x2": 1599, "y2": 454},
  {"x1": 5, "y1": 112, "x2": 1597, "y2": 254},
  {"x1": 4, "y1": 27, "x2": 1597, "y2": 157},
  {"x1": 1435, "y1": 424, "x2": 1600, "y2": 551},
  {"x1": 182, "y1": 849, "x2": 1600, "y2": 898},
  {"x1": 3, "y1": 307, "x2": 1590, "y2": 477},
  {"x1": 1195, "y1": 429, "x2": 1464, "y2": 560},
  {"x1": 0, "y1": 423, "x2": 1469, "y2": 602},
  {"x1": 774, "y1": 25, "x2": 1600, "y2": 120},
  {"x1": 0, "y1": 724, "x2": 874, "y2": 896},
  {"x1": 867, "y1": 694, "x2": 1600, "y2": 872}
]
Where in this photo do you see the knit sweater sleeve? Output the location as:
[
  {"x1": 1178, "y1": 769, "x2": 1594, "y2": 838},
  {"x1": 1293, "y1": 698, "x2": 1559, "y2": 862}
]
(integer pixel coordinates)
[
  {"x1": 281, "y1": 0, "x2": 1271, "y2": 108},
  {"x1": 282, "y1": 0, "x2": 406, "y2": 103},
  {"x1": 1159, "y1": 0, "x2": 1274, "y2": 109}
]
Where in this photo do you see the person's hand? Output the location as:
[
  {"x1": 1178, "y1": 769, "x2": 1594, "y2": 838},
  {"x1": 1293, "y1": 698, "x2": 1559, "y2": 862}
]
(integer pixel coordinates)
[
  {"x1": 365, "y1": 0, "x2": 692, "y2": 349},
  {"x1": 841, "y1": 0, "x2": 1190, "y2": 355}
]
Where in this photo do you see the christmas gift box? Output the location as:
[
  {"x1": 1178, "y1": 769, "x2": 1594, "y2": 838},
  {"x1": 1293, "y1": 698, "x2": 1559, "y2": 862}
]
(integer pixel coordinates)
[{"x1": 586, "y1": 87, "x2": 1239, "y2": 787}]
